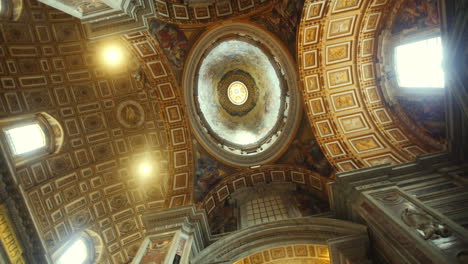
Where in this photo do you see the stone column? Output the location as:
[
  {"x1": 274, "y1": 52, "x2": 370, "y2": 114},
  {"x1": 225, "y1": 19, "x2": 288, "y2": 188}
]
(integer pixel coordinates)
[
  {"x1": 131, "y1": 230, "x2": 193, "y2": 264},
  {"x1": 131, "y1": 205, "x2": 212, "y2": 264}
]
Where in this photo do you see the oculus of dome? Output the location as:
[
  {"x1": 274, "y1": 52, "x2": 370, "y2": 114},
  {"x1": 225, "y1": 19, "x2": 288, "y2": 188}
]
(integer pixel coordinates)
[
  {"x1": 183, "y1": 23, "x2": 301, "y2": 167},
  {"x1": 217, "y1": 69, "x2": 259, "y2": 117},
  {"x1": 228, "y1": 81, "x2": 248, "y2": 105}
]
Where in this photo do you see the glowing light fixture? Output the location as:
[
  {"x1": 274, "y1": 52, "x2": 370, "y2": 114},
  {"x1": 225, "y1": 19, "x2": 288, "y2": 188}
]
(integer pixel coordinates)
[
  {"x1": 57, "y1": 238, "x2": 88, "y2": 264},
  {"x1": 138, "y1": 163, "x2": 152, "y2": 177},
  {"x1": 5, "y1": 124, "x2": 45, "y2": 155},
  {"x1": 395, "y1": 36, "x2": 445, "y2": 88},
  {"x1": 101, "y1": 45, "x2": 124, "y2": 66}
]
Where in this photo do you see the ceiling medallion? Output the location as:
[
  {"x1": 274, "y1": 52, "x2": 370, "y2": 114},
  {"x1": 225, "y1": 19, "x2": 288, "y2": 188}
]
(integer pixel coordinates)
[
  {"x1": 228, "y1": 81, "x2": 248, "y2": 105},
  {"x1": 116, "y1": 100, "x2": 145, "y2": 129},
  {"x1": 218, "y1": 69, "x2": 258, "y2": 117}
]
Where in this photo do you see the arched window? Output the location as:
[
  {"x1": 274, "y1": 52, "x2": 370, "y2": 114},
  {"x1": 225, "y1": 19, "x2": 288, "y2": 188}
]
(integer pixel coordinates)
[
  {"x1": 57, "y1": 238, "x2": 88, "y2": 264},
  {"x1": 0, "y1": 112, "x2": 63, "y2": 166},
  {"x1": 5, "y1": 123, "x2": 46, "y2": 155},
  {"x1": 53, "y1": 230, "x2": 103, "y2": 264},
  {"x1": 0, "y1": 0, "x2": 23, "y2": 21}
]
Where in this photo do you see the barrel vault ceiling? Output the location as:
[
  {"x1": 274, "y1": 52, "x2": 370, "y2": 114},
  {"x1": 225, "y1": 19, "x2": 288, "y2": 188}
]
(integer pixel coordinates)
[{"x1": 0, "y1": 0, "x2": 446, "y2": 263}]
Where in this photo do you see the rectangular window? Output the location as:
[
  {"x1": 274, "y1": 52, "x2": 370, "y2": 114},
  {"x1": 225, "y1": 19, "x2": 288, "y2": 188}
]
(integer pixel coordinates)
[
  {"x1": 5, "y1": 124, "x2": 46, "y2": 155},
  {"x1": 246, "y1": 196, "x2": 288, "y2": 226},
  {"x1": 395, "y1": 36, "x2": 445, "y2": 88}
]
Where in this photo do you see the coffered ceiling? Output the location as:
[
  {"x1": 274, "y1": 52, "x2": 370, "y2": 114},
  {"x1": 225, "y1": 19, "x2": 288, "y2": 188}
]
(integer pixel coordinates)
[
  {"x1": 297, "y1": 0, "x2": 445, "y2": 172},
  {"x1": 0, "y1": 0, "x2": 447, "y2": 263}
]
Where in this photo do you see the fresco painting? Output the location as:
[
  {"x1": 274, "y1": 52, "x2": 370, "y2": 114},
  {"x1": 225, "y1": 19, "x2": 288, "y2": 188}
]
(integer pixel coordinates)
[
  {"x1": 392, "y1": 0, "x2": 440, "y2": 34},
  {"x1": 251, "y1": 0, "x2": 305, "y2": 54},
  {"x1": 149, "y1": 19, "x2": 188, "y2": 70},
  {"x1": 294, "y1": 186, "x2": 329, "y2": 216},
  {"x1": 193, "y1": 140, "x2": 237, "y2": 202},
  {"x1": 209, "y1": 198, "x2": 238, "y2": 235},
  {"x1": 197, "y1": 39, "x2": 283, "y2": 147},
  {"x1": 277, "y1": 116, "x2": 333, "y2": 177},
  {"x1": 397, "y1": 96, "x2": 446, "y2": 141}
]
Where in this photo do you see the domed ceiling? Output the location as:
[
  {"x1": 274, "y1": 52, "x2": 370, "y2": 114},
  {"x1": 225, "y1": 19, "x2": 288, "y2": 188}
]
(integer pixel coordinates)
[
  {"x1": 197, "y1": 38, "x2": 283, "y2": 147},
  {"x1": 0, "y1": 0, "x2": 454, "y2": 262},
  {"x1": 184, "y1": 23, "x2": 302, "y2": 167}
]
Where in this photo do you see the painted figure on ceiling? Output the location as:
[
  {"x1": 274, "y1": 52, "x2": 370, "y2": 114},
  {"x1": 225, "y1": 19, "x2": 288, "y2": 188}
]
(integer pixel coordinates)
[
  {"x1": 194, "y1": 157, "x2": 222, "y2": 202},
  {"x1": 149, "y1": 19, "x2": 188, "y2": 70},
  {"x1": 277, "y1": 116, "x2": 333, "y2": 177},
  {"x1": 294, "y1": 186, "x2": 329, "y2": 216},
  {"x1": 192, "y1": 140, "x2": 237, "y2": 202},
  {"x1": 393, "y1": 0, "x2": 440, "y2": 34},
  {"x1": 251, "y1": 0, "x2": 305, "y2": 54},
  {"x1": 209, "y1": 198, "x2": 238, "y2": 235},
  {"x1": 398, "y1": 96, "x2": 446, "y2": 141}
]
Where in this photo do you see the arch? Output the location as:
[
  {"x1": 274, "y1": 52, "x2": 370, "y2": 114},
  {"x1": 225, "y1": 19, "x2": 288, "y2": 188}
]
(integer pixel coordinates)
[
  {"x1": 121, "y1": 31, "x2": 195, "y2": 207},
  {"x1": 0, "y1": 112, "x2": 64, "y2": 167},
  {"x1": 153, "y1": 0, "x2": 274, "y2": 26},
  {"x1": 199, "y1": 165, "x2": 331, "y2": 216},
  {"x1": 376, "y1": 0, "x2": 445, "y2": 146},
  {"x1": 0, "y1": 0, "x2": 23, "y2": 21},
  {"x1": 297, "y1": 0, "x2": 445, "y2": 173},
  {"x1": 191, "y1": 217, "x2": 369, "y2": 264},
  {"x1": 233, "y1": 244, "x2": 331, "y2": 263}
]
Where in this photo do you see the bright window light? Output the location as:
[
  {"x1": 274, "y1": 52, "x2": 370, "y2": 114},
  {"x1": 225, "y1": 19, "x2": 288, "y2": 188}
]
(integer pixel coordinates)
[
  {"x1": 57, "y1": 239, "x2": 88, "y2": 264},
  {"x1": 5, "y1": 124, "x2": 45, "y2": 155},
  {"x1": 395, "y1": 37, "x2": 445, "y2": 88}
]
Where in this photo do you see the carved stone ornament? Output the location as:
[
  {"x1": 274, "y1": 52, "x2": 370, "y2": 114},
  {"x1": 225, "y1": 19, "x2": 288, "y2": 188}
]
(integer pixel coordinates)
[{"x1": 401, "y1": 207, "x2": 451, "y2": 240}]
